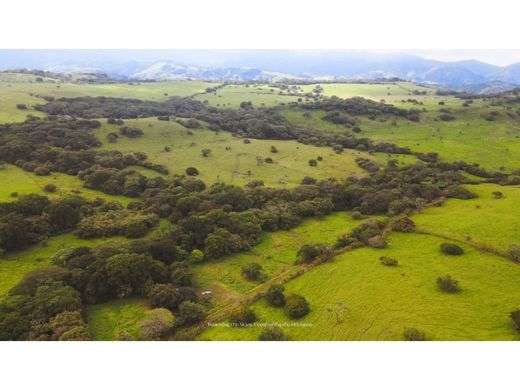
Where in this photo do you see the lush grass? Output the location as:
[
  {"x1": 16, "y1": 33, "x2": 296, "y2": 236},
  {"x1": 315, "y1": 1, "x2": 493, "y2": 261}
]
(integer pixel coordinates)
[
  {"x1": 298, "y1": 82, "x2": 467, "y2": 110},
  {"x1": 193, "y1": 84, "x2": 299, "y2": 108},
  {"x1": 284, "y1": 104, "x2": 520, "y2": 171},
  {"x1": 0, "y1": 234, "x2": 129, "y2": 298},
  {"x1": 85, "y1": 298, "x2": 150, "y2": 341},
  {"x1": 96, "y1": 118, "x2": 376, "y2": 187},
  {"x1": 0, "y1": 75, "x2": 217, "y2": 124},
  {"x1": 0, "y1": 163, "x2": 133, "y2": 205},
  {"x1": 193, "y1": 212, "x2": 363, "y2": 309},
  {"x1": 199, "y1": 232, "x2": 520, "y2": 341},
  {"x1": 413, "y1": 183, "x2": 520, "y2": 253}
]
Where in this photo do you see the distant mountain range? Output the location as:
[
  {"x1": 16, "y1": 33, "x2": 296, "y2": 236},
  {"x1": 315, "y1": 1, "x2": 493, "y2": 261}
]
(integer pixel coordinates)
[{"x1": 1, "y1": 50, "x2": 520, "y2": 92}]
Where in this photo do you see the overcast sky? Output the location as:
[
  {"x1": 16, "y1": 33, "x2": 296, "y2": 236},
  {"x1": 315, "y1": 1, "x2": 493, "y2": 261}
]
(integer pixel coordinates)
[{"x1": 404, "y1": 50, "x2": 520, "y2": 66}]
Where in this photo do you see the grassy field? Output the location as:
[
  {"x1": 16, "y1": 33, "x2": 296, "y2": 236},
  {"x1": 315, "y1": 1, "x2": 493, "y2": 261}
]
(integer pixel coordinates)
[
  {"x1": 0, "y1": 163, "x2": 133, "y2": 205},
  {"x1": 95, "y1": 118, "x2": 380, "y2": 187},
  {"x1": 0, "y1": 233, "x2": 129, "y2": 298},
  {"x1": 413, "y1": 183, "x2": 520, "y2": 253},
  {"x1": 193, "y1": 84, "x2": 299, "y2": 108},
  {"x1": 0, "y1": 73, "x2": 217, "y2": 123},
  {"x1": 199, "y1": 232, "x2": 520, "y2": 341},
  {"x1": 297, "y1": 82, "x2": 467, "y2": 110},
  {"x1": 284, "y1": 104, "x2": 520, "y2": 171},
  {"x1": 85, "y1": 298, "x2": 150, "y2": 341},
  {"x1": 194, "y1": 212, "x2": 362, "y2": 308}
]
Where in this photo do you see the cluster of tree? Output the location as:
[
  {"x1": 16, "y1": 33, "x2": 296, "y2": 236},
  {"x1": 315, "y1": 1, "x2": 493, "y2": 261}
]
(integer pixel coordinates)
[
  {"x1": 0, "y1": 194, "x2": 89, "y2": 251},
  {"x1": 296, "y1": 96, "x2": 421, "y2": 121},
  {"x1": 0, "y1": 117, "x2": 168, "y2": 179}
]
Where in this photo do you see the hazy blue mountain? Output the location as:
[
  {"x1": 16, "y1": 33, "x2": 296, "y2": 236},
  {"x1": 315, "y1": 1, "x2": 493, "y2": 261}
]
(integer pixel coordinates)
[{"x1": 1, "y1": 50, "x2": 519, "y2": 90}]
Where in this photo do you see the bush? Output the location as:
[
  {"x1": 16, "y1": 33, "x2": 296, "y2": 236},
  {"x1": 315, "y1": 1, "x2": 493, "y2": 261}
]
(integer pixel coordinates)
[
  {"x1": 507, "y1": 244, "x2": 520, "y2": 262},
  {"x1": 241, "y1": 263, "x2": 262, "y2": 280},
  {"x1": 284, "y1": 294, "x2": 310, "y2": 319},
  {"x1": 43, "y1": 183, "x2": 57, "y2": 193},
  {"x1": 119, "y1": 126, "x2": 144, "y2": 138},
  {"x1": 185, "y1": 167, "x2": 199, "y2": 176},
  {"x1": 390, "y1": 216, "x2": 415, "y2": 232},
  {"x1": 266, "y1": 284, "x2": 286, "y2": 307},
  {"x1": 403, "y1": 328, "x2": 426, "y2": 341},
  {"x1": 437, "y1": 275, "x2": 460, "y2": 293},
  {"x1": 367, "y1": 235, "x2": 387, "y2": 248},
  {"x1": 440, "y1": 243, "x2": 464, "y2": 256},
  {"x1": 259, "y1": 327, "x2": 288, "y2": 341},
  {"x1": 510, "y1": 310, "x2": 520, "y2": 332},
  {"x1": 492, "y1": 191, "x2": 503, "y2": 199},
  {"x1": 229, "y1": 306, "x2": 257, "y2": 326},
  {"x1": 16, "y1": 103, "x2": 28, "y2": 110},
  {"x1": 270, "y1": 145, "x2": 278, "y2": 153},
  {"x1": 308, "y1": 159, "x2": 317, "y2": 167},
  {"x1": 380, "y1": 256, "x2": 398, "y2": 266},
  {"x1": 148, "y1": 284, "x2": 193, "y2": 311}
]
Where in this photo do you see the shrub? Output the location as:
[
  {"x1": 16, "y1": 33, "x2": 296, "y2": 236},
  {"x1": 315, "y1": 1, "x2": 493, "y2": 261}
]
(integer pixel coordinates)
[
  {"x1": 404, "y1": 328, "x2": 426, "y2": 341},
  {"x1": 243, "y1": 138, "x2": 251, "y2": 144},
  {"x1": 185, "y1": 167, "x2": 199, "y2": 176},
  {"x1": 259, "y1": 327, "x2": 288, "y2": 341},
  {"x1": 507, "y1": 244, "x2": 520, "y2": 262},
  {"x1": 285, "y1": 294, "x2": 310, "y2": 319},
  {"x1": 16, "y1": 103, "x2": 28, "y2": 110},
  {"x1": 391, "y1": 216, "x2": 416, "y2": 232},
  {"x1": 270, "y1": 145, "x2": 278, "y2": 153},
  {"x1": 229, "y1": 306, "x2": 257, "y2": 326},
  {"x1": 266, "y1": 284, "x2": 286, "y2": 307},
  {"x1": 510, "y1": 310, "x2": 520, "y2": 332},
  {"x1": 437, "y1": 275, "x2": 460, "y2": 293},
  {"x1": 139, "y1": 308, "x2": 175, "y2": 340},
  {"x1": 492, "y1": 191, "x2": 503, "y2": 199},
  {"x1": 308, "y1": 159, "x2": 317, "y2": 167},
  {"x1": 440, "y1": 243, "x2": 464, "y2": 256},
  {"x1": 241, "y1": 263, "x2": 262, "y2": 281},
  {"x1": 119, "y1": 126, "x2": 144, "y2": 138},
  {"x1": 367, "y1": 235, "x2": 387, "y2": 248},
  {"x1": 380, "y1": 256, "x2": 398, "y2": 266},
  {"x1": 59, "y1": 326, "x2": 91, "y2": 341},
  {"x1": 43, "y1": 183, "x2": 57, "y2": 193}
]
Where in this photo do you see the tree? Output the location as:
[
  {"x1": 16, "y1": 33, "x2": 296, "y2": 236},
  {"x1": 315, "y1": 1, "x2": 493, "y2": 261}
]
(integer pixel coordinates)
[
  {"x1": 308, "y1": 159, "x2": 317, "y2": 167},
  {"x1": 266, "y1": 284, "x2": 286, "y2": 307},
  {"x1": 380, "y1": 256, "x2": 398, "y2": 266},
  {"x1": 440, "y1": 243, "x2": 464, "y2": 256},
  {"x1": 270, "y1": 145, "x2": 278, "y2": 153},
  {"x1": 59, "y1": 326, "x2": 90, "y2": 341},
  {"x1": 437, "y1": 275, "x2": 460, "y2": 293},
  {"x1": 326, "y1": 301, "x2": 349, "y2": 324},
  {"x1": 49, "y1": 310, "x2": 86, "y2": 340},
  {"x1": 201, "y1": 148, "x2": 212, "y2": 157},
  {"x1": 284, "y1": 294, "x2": 310, "y2": 319},
  {"x1": 148, "y1": 284, "x2": 182, "y2": 311},
  {"x1": 139, "y1": 308, "x2": 175, "y2": 340},
  {"x1": 43, "y1": 183, "x2": 57, "y2": 193},
  {"x1": 185, "y1": 167, "x2": 199, "y2": 176},
  {"x1": 241, "y1": 263, "x2": 262, "y2": 281},
  {"x1": 177, "y1": 301, "x2": 206, "y2": 326},
  {"x1": 403, "y1": 328, "x2": 426, "y2": 341},
  {"x1": 105, "y1": 253, "x2": 153, "y2": 297},
  {"x1": 507, "y1": 244, "x2": 520, "y2": 262},
  {"x1": 510, "y1": 310, "x2": 520, "y2": 332},
  {"x1": 189, "y1": 249, "x2": 205, "y2": 263},
  {"x1": 229, "y1": 306, "x2": 257, "y2": 326},
  {"x1": 258, "y1": 327, "x2": 288, "y2": 341}
]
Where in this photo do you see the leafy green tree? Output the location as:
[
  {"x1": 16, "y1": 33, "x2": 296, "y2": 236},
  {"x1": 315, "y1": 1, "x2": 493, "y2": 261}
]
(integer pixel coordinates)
[
  {"x1": 241, "y1": 263, "x2": 262, "y2": 281},
  {"x1": 285, "y1": 294, "x2": 310, "y2": 319},
  {"x1": 266, "y1": 284, "x2": 286, "y2": 307},
  {"x1": 259, "y1": 327, "x2": 288, "y2": 341},
  {"x1": 177, "y1": 301, "x2": 207, "y2": 326}
]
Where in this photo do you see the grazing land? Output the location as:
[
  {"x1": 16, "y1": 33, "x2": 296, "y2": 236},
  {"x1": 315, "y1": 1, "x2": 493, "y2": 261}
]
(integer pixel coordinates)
[{"x1": 2, "y1": 74, "x2": 520, "y2": 341}]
